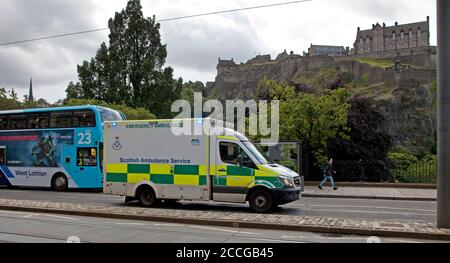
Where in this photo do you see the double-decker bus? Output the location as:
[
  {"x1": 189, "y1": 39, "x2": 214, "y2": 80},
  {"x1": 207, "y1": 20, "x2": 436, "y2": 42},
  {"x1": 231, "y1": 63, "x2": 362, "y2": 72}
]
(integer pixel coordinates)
[{"x1": 0, "y1": 106, "x2": 125, "y2": 191}]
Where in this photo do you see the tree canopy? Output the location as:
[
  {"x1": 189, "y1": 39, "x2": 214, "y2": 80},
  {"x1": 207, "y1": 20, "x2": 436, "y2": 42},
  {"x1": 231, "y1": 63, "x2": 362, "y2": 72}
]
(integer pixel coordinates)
[
  {"x1": 258, "y1": 79, "x2": 351, "y2": 165},
  {"x1": 63, "y1": 99, "x2": 155, "y2": 120},
  {"x1": 66, "y1": 0, "x2": 182, "y2": 118}
]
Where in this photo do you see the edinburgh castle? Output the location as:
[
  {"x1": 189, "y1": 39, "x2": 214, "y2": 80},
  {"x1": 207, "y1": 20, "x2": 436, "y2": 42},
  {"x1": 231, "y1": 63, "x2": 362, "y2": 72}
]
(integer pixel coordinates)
[{"x1": 207, "y1": 17, "x2": 437, "y2": 149}]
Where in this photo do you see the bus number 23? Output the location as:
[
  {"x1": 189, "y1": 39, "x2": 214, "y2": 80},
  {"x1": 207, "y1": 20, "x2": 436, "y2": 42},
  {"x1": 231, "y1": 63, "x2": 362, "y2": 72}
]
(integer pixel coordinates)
[{"x1": 78, "y1": 132, "x2": 92, "y2": 145}]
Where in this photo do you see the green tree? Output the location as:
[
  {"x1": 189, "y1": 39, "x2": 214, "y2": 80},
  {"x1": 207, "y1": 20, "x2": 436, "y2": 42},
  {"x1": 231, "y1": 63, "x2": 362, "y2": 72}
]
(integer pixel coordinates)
[
  {"x1": 259, "y1": 79, "x2": 351, "y2": 174},
  {"x1": 63, "y1": 99, "x2": 155, "y2": 120},
  {"x1": 67, "y1": 0, "x2": 182, "y2": 117},
  {"x1": 0, "y1": 87, "x2": 22, "y2": 110}
]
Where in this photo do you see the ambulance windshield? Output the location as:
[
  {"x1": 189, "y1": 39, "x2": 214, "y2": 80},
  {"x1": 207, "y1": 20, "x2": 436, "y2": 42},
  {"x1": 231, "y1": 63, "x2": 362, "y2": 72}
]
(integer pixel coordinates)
[{"x1": 241, "y1": 141, "x2": 273, "y2": 165}]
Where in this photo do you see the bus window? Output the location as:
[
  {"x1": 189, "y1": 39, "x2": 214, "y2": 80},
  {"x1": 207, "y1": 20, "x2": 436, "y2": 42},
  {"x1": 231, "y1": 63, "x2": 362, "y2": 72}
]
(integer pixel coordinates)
[
  {"x1": 8, "y1": 115, "x2": 28, "y2": 130},
  {"x1": 0, "y1": 116, "x2": 7, "y2": 130},
  {"x1": 28, "y1": 113, "x2": 49, "y2": 129},
  {"x1": 73, "y1": 110, "x2": 95, "y2": 127},
  {"x1": 50, "y1": 111, "x2": 72, "y2": 128},
  {"x1": 77, "y1": 147, "x2": 98, "y2": 167},
  {"x1": 98, "y1": 107, "x2": 123, "y2": 122},
  {"x1": 0, "y1": 147, "x2": 5, "y2": 166}
]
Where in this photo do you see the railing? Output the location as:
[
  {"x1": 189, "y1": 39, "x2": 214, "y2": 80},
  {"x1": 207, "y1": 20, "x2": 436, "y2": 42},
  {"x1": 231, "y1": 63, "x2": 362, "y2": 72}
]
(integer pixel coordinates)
[
  {"x1": 390, "y1": 159, "x2": 437, "y2": 184},
  {"x1": 313, "y1": 159, "x2": 437, "y2": 184}
]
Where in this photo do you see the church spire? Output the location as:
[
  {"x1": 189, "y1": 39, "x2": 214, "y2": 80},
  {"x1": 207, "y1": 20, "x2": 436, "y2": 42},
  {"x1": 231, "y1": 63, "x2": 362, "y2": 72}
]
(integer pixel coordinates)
[{"x1": 29, "y1": 77, "x2": 34, "y2": 103}]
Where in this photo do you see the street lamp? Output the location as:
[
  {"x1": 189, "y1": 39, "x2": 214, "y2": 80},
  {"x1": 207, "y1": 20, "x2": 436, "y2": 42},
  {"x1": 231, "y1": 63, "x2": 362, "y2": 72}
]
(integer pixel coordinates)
[{"x1": 437, "y1": 0, "x2": 450, "y2": 229}]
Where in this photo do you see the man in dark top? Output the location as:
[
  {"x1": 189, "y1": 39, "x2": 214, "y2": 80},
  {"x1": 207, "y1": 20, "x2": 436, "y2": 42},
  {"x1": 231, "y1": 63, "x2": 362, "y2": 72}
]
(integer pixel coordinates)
[{"x1": 318, "y1": 158, "x2": 338, "y2": 190}]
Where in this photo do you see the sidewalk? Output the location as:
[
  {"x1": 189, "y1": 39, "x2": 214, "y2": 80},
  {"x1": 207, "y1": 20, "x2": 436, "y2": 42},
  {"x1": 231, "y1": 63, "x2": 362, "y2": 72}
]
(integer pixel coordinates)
[
  {"x1": 0, "y1": 198, "x2": 448, "y2": 241},
  {"x1": 302, "y1": 185, "x2": 437, "y2": 201}
]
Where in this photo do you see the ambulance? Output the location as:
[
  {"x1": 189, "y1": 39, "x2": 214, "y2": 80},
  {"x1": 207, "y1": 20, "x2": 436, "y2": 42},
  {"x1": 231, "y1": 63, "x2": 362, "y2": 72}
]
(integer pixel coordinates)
[{"x1": 103, "y1": 118, "x2": 301, "y2": 213}]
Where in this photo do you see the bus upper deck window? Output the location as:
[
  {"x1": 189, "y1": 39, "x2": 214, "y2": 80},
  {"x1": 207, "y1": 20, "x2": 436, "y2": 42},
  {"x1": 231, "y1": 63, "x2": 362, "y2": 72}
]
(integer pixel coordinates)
[
  {"x1": 73, "y1": 110, "x2": 95, "y2": 127},
  {"x1": 0, "y1": 148, "x2": 5, "y2": 166},
  {"x1": 50, "y1": 111, "x2": 72, "y2": 128},
  {"x1": 0, "y1": 116, "x2": 6, "y2": 130},
  {"x1": 28, "y1": 113, "x2": 49, "y2": 129}
]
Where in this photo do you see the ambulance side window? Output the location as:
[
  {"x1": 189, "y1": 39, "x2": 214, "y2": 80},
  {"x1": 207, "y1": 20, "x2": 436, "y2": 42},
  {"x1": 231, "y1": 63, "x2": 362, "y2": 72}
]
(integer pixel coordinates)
[{"x1": 219, "y1": 142, "x2": 256, "y2": 169}]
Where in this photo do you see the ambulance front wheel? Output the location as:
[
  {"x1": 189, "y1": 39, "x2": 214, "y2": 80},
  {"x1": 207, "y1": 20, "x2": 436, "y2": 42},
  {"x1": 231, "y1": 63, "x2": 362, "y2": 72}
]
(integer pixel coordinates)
[
  {"x1": 137, "y1": 186, "x2": 159, "y2": 207},
  {"x1": 248, "y1": 189, "x2": 275, "y2": 213}
]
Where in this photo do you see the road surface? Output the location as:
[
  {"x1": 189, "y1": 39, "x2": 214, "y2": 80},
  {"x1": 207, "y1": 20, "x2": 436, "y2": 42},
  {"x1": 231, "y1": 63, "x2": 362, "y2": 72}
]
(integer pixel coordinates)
[
  {"x1": 0, "y1": 209, "x2": 439, "y2": 243},
  {"x1": 0, "y1": 188, "x2": 436, "y2": 223}
]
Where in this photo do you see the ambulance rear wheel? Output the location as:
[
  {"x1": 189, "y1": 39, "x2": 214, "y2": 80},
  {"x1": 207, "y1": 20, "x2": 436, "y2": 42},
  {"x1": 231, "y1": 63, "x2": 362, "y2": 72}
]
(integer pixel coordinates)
[
  {"x1": 249, "y1": 189, "x2": 274, "y2": 213},
  {"x1": 52, "y1": 173, "x2": 68, "y2": 192},
  {"x1": 138, "y1": 187, "x2": 158, "y2": 207}
]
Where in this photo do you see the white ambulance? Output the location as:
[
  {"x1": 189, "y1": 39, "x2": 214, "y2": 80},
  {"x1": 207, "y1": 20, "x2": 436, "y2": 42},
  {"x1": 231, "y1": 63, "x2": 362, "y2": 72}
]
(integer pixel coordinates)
[{"x1": 103, "y1": 118, "x2": 301, "y2": 213}]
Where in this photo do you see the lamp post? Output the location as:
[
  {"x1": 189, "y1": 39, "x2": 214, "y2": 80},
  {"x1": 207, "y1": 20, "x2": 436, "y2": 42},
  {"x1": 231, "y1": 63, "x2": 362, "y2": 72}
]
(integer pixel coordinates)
[{"x1": 437, "y1": 0, "x2": 450, "y2": 228}]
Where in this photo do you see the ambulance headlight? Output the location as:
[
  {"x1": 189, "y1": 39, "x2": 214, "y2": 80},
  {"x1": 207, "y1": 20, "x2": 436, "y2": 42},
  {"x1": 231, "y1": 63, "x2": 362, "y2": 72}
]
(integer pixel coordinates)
[{"x1": 278, "y1": 176, "x2": 294, "y2": 188}]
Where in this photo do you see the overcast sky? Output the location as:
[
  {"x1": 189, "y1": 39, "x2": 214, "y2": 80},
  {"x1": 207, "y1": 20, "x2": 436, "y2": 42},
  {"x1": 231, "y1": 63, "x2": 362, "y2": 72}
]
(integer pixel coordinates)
[{"x1": 0, "y1": 0, "x2": 436, "y2": 103}]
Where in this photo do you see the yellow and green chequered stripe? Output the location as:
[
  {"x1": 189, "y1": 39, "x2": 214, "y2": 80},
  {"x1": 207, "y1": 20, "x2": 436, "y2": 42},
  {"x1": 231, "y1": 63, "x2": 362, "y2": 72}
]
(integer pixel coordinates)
[
  {"x1": 106, "y1": 164, "x2": 207, "y2": 186},
  {"x1": 212, "y1": 165, "x2": 284, "y2": 189},
  {"x1": 107, "y1": 163, "x2": 283, "y2": 189}
]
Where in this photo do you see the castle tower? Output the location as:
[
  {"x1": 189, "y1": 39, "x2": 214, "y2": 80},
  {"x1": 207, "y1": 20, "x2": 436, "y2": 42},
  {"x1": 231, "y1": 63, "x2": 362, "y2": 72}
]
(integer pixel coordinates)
[{"x1": 28, "y1": 77, "x2": 34, "y2": 103}]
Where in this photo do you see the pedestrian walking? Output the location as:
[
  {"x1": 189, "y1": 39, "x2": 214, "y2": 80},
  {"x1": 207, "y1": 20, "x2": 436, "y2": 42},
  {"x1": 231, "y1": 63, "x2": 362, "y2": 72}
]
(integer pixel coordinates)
[{"x1": 318, "y1": 158, "x2": 338, "y2": 190}]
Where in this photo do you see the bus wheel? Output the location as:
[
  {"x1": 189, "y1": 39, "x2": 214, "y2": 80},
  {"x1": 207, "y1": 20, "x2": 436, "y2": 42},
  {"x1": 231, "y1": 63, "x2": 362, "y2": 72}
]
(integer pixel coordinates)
[
  {"x1": 137, "y1": 187, "x2": 158, "y2": 207},
  {"x1": 249, "y1": 189, "x2": 274, "y2": 213},
  {"x1": 52, "y1": 173, "x2": 68, "y2": 192}
]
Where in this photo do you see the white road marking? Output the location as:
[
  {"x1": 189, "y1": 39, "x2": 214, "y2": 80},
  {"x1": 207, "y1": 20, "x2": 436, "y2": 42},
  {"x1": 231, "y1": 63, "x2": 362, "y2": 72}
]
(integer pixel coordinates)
[
  {"x1": 389, "y1": 239, "x2": 423, "y2": 243},
  {"x1": 153, "y1": 223, "x2": 185, "y2": 227},
  {"x1": 288, "y1": 203, "x2": 436, "y2": 212},
  {"x1": 115, "y1": 222, "x2": 146, "y2": 226},
  {"x1": 190, "y1": 225, "x2": 240, "y2": 233},
  {"x1": 282, "y1": 235, "x2": 368, "y2": 241},
  {"x1": 292, "y1": 207, "x2": 435, "y2": 217},
  {"x1": 23, "y1": 213, "x2": 40, "y2": 218},
  {"x1": 189, "y1": 225, "x2": 260, "y2": 236},
  {"x1": 238, "y1": 231, "x2": 261, "y2": 235},
  {"x1": 44, "y1": 214, "x2": 78, "y2": 221}
]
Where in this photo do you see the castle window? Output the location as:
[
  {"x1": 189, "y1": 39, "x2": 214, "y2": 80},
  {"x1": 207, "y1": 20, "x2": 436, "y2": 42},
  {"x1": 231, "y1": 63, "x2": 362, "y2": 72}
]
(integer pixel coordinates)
[
  {"x1": 366, "y1": 37, "x2": 370, "y2": 43},
  {"x1": 418, "y1": 28, "x2": 421, "y2": 37},
  {"x1": 409, "y1": 30, "x2": 413, "y2": 38},
  {"x1": 360, "y1": 38, "x2": 364, "y2": 44},
  {"x1": 401, "y1": 31, "x2": 404, "y2": 39},
  {"x1": 392, "y1": 32, "x2": 396, "y2": 40}
]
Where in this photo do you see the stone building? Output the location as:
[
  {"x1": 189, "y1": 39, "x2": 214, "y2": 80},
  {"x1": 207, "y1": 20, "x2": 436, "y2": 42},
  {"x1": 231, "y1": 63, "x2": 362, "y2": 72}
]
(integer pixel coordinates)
[
  {"x1": 308, "y1": 44, "x2": 349, "y2": 57},
  {"x1": 354, "y1": 17, "x2": 430, "y2": 57}
]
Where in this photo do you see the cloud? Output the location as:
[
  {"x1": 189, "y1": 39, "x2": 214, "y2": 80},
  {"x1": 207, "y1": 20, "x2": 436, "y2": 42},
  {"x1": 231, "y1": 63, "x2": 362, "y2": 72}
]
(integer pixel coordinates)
[{"x1": 0, "y1": 0, "x2": 438, "y2": 103}]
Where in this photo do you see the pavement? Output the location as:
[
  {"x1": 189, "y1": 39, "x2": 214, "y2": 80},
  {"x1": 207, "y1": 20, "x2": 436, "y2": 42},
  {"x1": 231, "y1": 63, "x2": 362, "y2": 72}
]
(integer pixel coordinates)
[
  {"x1": 302, "y1": 185, "x2": 436, "y2": 201},
  {"x1": 0, "y1": 197, "x2": 448, "y2": 241}
]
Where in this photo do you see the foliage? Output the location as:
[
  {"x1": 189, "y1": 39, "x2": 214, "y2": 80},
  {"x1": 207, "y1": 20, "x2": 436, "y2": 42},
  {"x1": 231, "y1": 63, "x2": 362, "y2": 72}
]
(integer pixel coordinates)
[
  {"x1": 388, "y1": 148, "x2": 436, "y2": 184},
  {"x1": 260, "y1": 79, "x2": 351, "y2": 165},
  {"x1": 328, "y1": 96, "x2": 392, "y2": 161},
  {"x1": 348, "y1": 74, "x2": 370, "y2": 88},
  {"x1": 353, "y1": 58, "x2": 395, "y2": 68},
  {"x1": 67, "y1": 0, "x2": 182, "y2": 118},
  {"x1": 295, "y1": 67, "x2": 352, "y2": 90},
  {"x1": 0, "y1": 87, "x2": 22, "y2": 110},
  {"x1": 180, "y1": 81, "x2": 205, "y2": 108},
  {"x1": 63, "y1": 99, "x2": 155, "y2": 120}
]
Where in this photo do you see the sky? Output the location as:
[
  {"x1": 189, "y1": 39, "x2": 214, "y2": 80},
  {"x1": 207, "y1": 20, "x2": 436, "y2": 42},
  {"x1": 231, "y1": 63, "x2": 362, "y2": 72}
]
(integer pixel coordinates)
[{"x1": 0, "y1": 0, "x2": 437, "y2": 103}]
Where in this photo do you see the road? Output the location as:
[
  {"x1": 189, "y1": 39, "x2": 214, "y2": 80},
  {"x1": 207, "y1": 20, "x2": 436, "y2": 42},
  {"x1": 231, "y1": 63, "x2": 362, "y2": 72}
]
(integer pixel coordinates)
[
  {"x1": 0, "y1": 209, "x2": 439, "y2": 243},
  {"x1": 0, "y1": 188, "x2": 436, "y2": 223}
]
